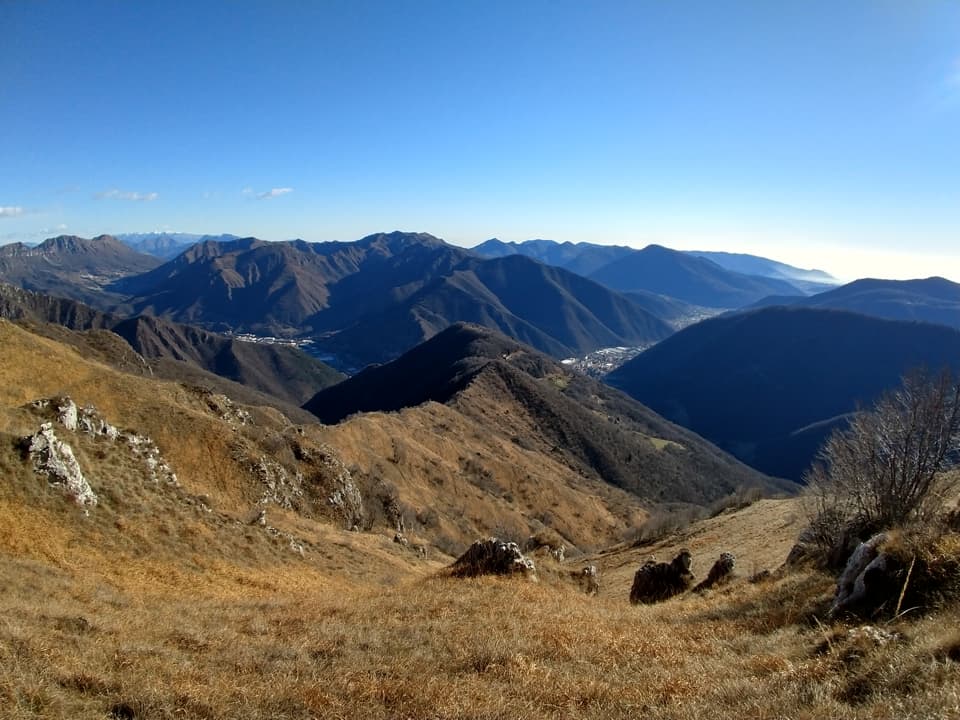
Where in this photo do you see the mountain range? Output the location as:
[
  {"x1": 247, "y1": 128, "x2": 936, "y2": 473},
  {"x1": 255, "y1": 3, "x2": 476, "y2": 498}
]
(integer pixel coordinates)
[
  {"x1": 607, "y1": 306, "x2": 960, "y2": 480},
  {"x1": 749, "y1": 276, "x2": 960, "y2": 330},
  {"x1": 472, "y1": 238, "x2": 839, "y2": 306},
  {"x1": 0, "y1": 234, "x2": 160, "y2": 306},
  {"x1": 97, "y1": 232, "x2": 673, "y2": 369},
  {"x1": 117, "y1": 232, "x2": 240, "y2": 259},
  {"x1": 686, "y1": 250, "x2": 837, "y2": 292}
]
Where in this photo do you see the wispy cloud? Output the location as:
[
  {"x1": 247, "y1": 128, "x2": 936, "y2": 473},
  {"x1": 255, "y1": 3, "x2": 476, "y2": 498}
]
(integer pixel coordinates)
[
  {"x1": 0, "y1": 206, "x2": 25, "y2": 218},
  {"x1": 258, "y1": 187, "x2": 294, "y2": 200},
  {"x1": 96, "y1": 189, "x2": 159, "y2": 202}
]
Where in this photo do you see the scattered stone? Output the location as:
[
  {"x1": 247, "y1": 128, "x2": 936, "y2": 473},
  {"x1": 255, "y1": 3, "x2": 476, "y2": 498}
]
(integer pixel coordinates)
[
  {"x1": 126, "y1": 433, "x2": 178, "y2": 485},
  {"x1": 251, "y1": 508, "x2": 267, "y2": 526},
  {"x1": 582, "y1": 565, "x2": 600, "y2": 596},
  {"x1": 110, "y1": 702, "x2": 138, "y2": 720},
  {"x1": 253, "y1": 456, "x2": 303, "y2": 508},
  {"x1": 56, "y1": 396, "x2": 78, "y2": 431},
  {"x1": 847, "y1": 625, "x2": 902, "y2": 647},
  {"x1": 383, "y1": 493, "x2": 405, "y2": 535},
  {"x1": 393, "y1": 532, "x2": 409, "y2": 547},
  {"x1": 32, "y1": 396, "x2": 120, "y2": 440},
  {"x1": 693, "y1": 552, "x2": 736, "y2": 592},
  {"x1": 320, "y1": 448, "x2": 364, "y2": 529},
  {"x1": 629, "y1": 549, "x2": 694, "y2": 604},
  {"x1": 23, "y1": 423, "x2": 98, "y2": 509},
  {"x1": 450, "y1": 537, "x2": 537, "y2": 579},
  {"x1": 830, "y1": 533, "x2": 896, "y2": 618},
  {"x1": 523, "y1": 532, "x2": 569, "y2": 562},
  {"x1": 201, "y1": 391, "x2": 252, "y2": 426},
  {"x1": 77, "y1": 404, "x2": 120, "y2": 440}
]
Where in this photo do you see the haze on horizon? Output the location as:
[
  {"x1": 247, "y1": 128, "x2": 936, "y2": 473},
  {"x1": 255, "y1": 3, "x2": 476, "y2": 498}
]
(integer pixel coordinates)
[{"x1": 3, "y1": 1, "x2": 959, "y2": 283}]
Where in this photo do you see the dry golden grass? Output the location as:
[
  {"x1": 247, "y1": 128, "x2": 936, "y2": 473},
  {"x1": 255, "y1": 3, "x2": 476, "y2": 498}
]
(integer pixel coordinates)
[
  {"x1": 315, "y1": 400, "x2": 649, "y2": 555},
  {"x1": 4, "y1": 551, "x2": 960, "y2": 720},
  {"x1": 589, "y1": 498, "x2": 808, "y2": 599},
  {"x1": 4, "y1": 318, "x2": 960, "y2": 719}
]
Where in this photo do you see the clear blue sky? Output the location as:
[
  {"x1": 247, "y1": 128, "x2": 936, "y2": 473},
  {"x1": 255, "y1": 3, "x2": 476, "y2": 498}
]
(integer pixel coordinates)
[{"x1": 3, "y1": 1, "x2": 959, "y2": 280}]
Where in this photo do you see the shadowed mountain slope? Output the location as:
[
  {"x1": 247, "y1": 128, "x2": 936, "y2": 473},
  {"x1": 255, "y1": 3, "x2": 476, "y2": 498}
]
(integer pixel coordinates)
[
  {"x1": 111, "y1": 231, "x2": 675, "y2": 368},
  {"x1": 112, "y1": 231, "x2": 471, "y2": 335},
  {"x1": 306, "y1": 323, "x2": 785, "y2": 506},
  {"x1": 606, "y1": 306, "x2": 960, "y2": 480},
  {"x1": 751, "y1": 277, "x2": 960, "y2": 330},
  {"x1": 0, "y1": 234, "x2": 160, "y2": 306},
  {"x1": 0, "y1": 283, "x2": 342, "y2": 408},
  {"x1": 313, "y1": 254, "x2": 674, "y2": 367},
  {"x1": 472, "y1": 238, "x2": 636, "y2": 276},
  {"x1": 589, "y1": 244, "x2": 803, "y2": 308}
]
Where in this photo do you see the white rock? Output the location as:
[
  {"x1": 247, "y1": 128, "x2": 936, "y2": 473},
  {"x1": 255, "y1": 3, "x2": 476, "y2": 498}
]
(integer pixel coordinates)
[{"x1": 26, "y1": 423, "x2": 97, "y2": 508}]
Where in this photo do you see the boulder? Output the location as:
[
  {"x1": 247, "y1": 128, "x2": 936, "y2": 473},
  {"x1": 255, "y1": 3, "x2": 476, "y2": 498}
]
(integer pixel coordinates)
[
  {"x1": 582, "y1": 565, "x2": 600, "y2": 596},
  {"x1": 830, "y1": 533, "x2": 899, "y2": 618},
  {"x1": 693, "y1": 552, "x2": 736, "y2": 592},
  {"x1": 450, "y1": 538, "x2": 536, "y2": 579},
  {"x1": 629, "y1": 549, "x2": 694, "y2": 604},
  {"x1": 24, "y1": 423, "x2": 97, "y2": 508}
]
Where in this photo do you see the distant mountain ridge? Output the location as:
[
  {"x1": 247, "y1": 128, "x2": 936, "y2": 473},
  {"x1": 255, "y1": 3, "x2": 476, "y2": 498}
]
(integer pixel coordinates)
[
  {"x1": 472, "y1": 238, "x2": 817, "y2": 308},
  {"x1": 606, "y1": 306, "x2": 960, "y2": 480},
  {"x1": 316, "y1": 252, "x2": 674, "y2": 368},
  {"x1": 0, "y1": 234, "x2": 160, "y2": 307},
  {"x1": 105, "y1": 231, "x2": 673, "y2": 369},
  {"x1": 117, "y1": 232, "x2": 240, "y2": 259},
  {"x1": 750, "y1": 276, "x2": 960, "y2": 330},
  {"x1": 685, "y1": 250, "x2": 837, "y2": 286},
  {"x1": 473, "y1": 238, "x2": 635, "y2": 276},
  {"x1": 589, "y1": 244, "x2": 804, "y2": 308}
]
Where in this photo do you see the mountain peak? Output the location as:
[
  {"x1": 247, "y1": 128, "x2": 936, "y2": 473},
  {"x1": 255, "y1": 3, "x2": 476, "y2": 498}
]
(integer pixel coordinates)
[{"x1": 357, "y1": 231, "x2": 447, "y2": 252}]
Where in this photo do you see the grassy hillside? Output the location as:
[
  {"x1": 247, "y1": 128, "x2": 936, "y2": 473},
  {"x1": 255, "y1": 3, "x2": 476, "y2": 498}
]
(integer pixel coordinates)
[
  {"x1": 307, "y1": 323, "x2": 783, "y2": 511},
  {"x1": 4, "y1": 318, "x2": 960, "y2": 719},
  {"x1": 0, "y1": 283, "x2": 344, "y2": 409}
]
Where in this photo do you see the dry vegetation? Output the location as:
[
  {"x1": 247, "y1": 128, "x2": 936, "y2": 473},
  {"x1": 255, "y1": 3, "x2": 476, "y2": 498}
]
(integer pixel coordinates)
[
  {"x1": 6, "y1": 548, "x2": 960, "y2": 719},
  {"x1": 3, "y1": 318, "x2": 960, "y2": 719}
]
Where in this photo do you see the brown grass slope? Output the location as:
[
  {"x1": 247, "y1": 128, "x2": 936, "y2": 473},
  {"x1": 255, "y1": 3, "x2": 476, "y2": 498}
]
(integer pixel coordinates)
[
  {"x1": 307, "y1": 323, "x2": 788, "y2": 511},
  {"x1": 0, "y1": 317, "x2": 442, "y2": 579},
  {"x1": 5, "y1": 320, "x2": 960, "y2": 720}
]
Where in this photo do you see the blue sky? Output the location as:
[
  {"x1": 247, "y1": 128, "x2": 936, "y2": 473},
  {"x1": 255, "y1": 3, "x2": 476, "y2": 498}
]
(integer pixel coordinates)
[{"x1": 2, "y1": 1, "x2": 959, "y2": 280}]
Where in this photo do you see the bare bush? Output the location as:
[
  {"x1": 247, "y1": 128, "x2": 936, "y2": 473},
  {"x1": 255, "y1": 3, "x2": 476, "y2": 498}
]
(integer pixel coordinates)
[{"x1": 805, "y1": 368, "x2": 960, "y2": 557}]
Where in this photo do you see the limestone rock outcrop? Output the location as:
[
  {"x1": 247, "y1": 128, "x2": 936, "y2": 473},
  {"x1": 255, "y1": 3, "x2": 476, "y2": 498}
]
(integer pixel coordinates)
[
  {"x1": 629, "y1": 550, "x2": 694, "y2": 604},
  {"x1": 23, "y1": 423, "x2": 98, "y2": 508},
  {"x1": 450, "y1": 538, "x2": 537, "y2": 579}
]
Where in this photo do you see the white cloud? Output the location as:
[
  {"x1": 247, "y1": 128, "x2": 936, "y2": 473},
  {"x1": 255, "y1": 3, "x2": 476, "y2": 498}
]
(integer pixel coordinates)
[
  {"x1": 96, "y1": 189, "x2": 159, "y2": 202},
  {"x1": 258, "y1": 187, "x2": 294, "y2": 199},
  {"x1": 0, "y1": 206, "x2": 25, "y2": 218}
]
